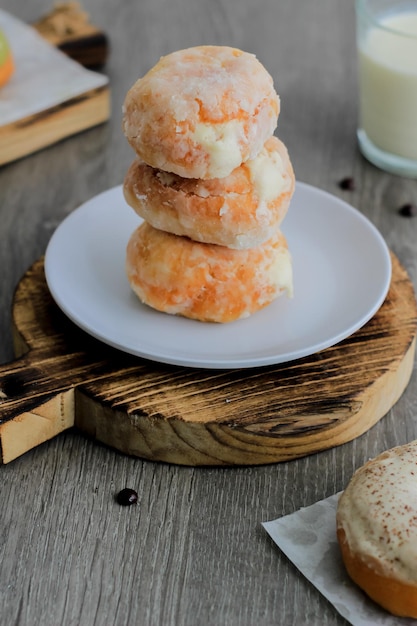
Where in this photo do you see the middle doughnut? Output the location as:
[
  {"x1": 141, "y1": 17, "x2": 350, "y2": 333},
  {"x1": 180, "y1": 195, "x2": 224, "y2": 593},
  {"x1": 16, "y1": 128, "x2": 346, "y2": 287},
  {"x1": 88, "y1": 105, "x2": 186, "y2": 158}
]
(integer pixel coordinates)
[{"x1": 123, "y1": 136, "x2": 295, "y2": 250}]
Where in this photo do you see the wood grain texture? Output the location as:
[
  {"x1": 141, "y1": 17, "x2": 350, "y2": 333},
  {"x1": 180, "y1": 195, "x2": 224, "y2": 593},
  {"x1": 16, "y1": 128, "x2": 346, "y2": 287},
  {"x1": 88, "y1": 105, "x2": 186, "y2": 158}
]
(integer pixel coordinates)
[
  {"x1": 0, "y1": 252, "x2": 416, "y2": 465},
  {"x1": 0, "y1": 85, "x2": 110, "y2": 166},
  {"x1": 1, "y1": 0, "x2": 417, "y2": 624}
]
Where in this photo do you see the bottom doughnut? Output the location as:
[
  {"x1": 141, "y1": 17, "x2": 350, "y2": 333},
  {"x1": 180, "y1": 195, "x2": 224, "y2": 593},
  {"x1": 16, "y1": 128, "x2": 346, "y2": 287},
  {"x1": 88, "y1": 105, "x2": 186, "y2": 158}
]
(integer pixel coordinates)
[{"x1": 126, "y1": 222, "x2": 293, "y2": 323}]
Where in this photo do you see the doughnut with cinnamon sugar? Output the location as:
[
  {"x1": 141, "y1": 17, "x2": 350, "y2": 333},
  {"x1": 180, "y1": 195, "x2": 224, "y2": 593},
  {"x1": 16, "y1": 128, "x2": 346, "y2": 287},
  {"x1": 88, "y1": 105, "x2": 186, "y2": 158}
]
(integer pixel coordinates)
[{"x1": 337, "y1": 441, "x2": 417, "y2": 618}]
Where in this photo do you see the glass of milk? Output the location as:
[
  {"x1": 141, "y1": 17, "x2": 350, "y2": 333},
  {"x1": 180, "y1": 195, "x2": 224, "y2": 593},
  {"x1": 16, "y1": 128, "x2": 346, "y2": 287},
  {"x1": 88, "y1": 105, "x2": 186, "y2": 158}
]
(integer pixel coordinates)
[{"x1": 356, "y1": 0, "x2": 417, "y2": 177}]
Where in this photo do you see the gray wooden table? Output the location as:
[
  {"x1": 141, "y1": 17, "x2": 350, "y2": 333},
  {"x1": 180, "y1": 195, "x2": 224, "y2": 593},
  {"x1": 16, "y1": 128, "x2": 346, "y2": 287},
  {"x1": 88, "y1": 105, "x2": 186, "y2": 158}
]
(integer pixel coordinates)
[{"x1": 1, "y1": 1, "x2": 417, "y2": 624}]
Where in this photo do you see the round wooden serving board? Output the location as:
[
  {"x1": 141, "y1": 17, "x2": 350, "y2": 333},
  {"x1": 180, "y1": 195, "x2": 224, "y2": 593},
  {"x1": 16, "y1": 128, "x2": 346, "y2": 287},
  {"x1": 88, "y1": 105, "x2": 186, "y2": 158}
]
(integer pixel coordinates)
[{"x1": 0, "y1": 253, "x2": 416, "y2": 465}]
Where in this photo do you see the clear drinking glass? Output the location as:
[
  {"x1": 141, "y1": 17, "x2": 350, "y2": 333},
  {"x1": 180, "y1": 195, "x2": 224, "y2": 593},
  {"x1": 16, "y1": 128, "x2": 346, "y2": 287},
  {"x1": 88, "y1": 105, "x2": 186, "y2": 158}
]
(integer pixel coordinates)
[{"x1": 356, "y1": 0, "x2": 417, "y2": 177}]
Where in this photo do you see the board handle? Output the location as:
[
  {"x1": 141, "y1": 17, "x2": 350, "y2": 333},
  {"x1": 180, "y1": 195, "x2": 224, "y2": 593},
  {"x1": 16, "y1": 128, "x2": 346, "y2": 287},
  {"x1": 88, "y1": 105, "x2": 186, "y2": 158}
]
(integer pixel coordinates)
[{"x1": 0, "y1": 352, "x2": 74, "y2": 464}]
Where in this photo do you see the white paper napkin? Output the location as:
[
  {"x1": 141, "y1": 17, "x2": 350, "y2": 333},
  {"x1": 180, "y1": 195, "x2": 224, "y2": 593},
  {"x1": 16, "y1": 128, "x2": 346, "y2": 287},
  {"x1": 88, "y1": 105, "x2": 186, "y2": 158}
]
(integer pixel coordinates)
[
  {"x1": 262, "y1": 493, "x2": 417, "y2": 625},
  {"x1": 0, "y1": 9, "x2": 108, "y2": 127}
]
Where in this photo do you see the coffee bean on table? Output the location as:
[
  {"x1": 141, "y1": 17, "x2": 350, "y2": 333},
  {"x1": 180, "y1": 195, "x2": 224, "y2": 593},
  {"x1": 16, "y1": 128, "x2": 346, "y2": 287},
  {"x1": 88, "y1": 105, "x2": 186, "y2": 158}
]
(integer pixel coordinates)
[
  {"x1": 338, "y1": 176, "x2": 355, "y2": 191},
  {"x1": 116, "y1": 488, "x2": 138, "y2": 506},
  {"x1": 398, "y1": 203, "x2": 417, "y2": 217}
]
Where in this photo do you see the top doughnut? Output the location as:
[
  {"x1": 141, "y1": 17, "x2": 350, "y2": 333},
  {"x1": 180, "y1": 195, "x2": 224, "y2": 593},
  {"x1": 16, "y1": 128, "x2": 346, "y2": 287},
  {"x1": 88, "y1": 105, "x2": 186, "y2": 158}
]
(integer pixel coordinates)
[{"x1": 122, "y1": 46, "x2": 280, "y2": 179}]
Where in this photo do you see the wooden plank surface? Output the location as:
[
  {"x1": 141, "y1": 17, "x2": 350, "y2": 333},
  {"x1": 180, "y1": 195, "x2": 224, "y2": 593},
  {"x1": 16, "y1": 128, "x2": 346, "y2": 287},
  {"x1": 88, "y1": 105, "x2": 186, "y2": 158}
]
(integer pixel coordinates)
[
  {"x1": 0, "y1": 85, "x2": 110, "y2": 166},
  {"x1": 1, "y1": 1, "x2": 417, "y2": 625},
  {"x1": 0, "y1": 8, "x2": 110, "y2": 166}
]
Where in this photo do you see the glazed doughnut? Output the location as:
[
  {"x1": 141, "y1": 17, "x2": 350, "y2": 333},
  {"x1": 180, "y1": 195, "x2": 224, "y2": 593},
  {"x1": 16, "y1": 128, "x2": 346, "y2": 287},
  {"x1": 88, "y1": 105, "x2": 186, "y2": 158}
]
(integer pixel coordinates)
[
  {"x1": 126, "y1": 222, "x2": 293, "y2": 323},
  {"x1": 337, "y1": 441, "x2": 417, "y2": 618},
  {"x1": 122, "y1": 45, "x2": 280, "y2": 180},
  {"x1": 123, "y1": 136, "x2": 295, "y2": 250}
]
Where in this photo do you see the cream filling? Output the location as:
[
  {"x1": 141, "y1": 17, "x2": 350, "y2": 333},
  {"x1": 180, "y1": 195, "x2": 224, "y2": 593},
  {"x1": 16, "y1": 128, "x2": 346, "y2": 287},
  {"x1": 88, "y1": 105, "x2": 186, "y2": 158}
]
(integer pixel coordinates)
[
  {"x1": 268, "y1": 247, "x2": 293, "y2": 298},
  {"x1": 247, "y1": 146, "x2": 286, "y2": 202},
  {"x1": 190, "y1": 121, "x2": 243, "y2": 176}
]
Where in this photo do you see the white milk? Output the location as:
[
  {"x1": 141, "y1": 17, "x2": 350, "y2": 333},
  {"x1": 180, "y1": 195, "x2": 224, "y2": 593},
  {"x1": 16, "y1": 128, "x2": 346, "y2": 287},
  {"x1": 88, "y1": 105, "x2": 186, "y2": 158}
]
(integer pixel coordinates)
[{"x1": 358, "y1": 11, "x2": 417, "y2": 160}]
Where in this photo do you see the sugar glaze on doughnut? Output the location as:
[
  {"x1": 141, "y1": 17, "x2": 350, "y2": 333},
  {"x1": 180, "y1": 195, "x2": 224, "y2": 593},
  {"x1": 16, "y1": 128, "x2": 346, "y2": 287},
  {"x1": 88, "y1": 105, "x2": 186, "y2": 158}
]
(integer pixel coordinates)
[
  {"x1": 122, "y1": 46, "x2": 280, "y2": 180},
  {"x1": 123, "y1": 136, "x2": 295, "y2": 250},
  {"x1": 126, "y1": 222, "x2": 293, "y2": 323}
]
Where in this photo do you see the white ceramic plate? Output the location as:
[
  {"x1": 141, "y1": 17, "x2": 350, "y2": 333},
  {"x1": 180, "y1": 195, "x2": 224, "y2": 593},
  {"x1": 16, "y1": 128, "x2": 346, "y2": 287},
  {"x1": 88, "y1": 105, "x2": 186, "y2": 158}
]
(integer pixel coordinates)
[{"x1": 44, "y1": 183, "x2": 391, "y2": 369}]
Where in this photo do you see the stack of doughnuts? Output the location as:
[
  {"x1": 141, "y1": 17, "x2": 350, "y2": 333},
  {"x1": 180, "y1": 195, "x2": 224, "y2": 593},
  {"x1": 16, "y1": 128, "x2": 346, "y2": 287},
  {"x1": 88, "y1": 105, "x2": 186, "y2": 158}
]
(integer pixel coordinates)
[{"x1": 122, "y1": 45, "x2": 295, "y2": 323}]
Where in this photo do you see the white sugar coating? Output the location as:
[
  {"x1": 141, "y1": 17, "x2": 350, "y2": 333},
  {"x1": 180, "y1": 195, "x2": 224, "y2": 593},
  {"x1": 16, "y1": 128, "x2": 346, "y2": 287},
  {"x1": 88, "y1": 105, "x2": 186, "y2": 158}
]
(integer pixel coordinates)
[
  {"x1": 122, "y1": 45, "x2": 280, "y2": 179},
  {"x1": 337, "y1": 441, "x2": 417, "y2": 583}
]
